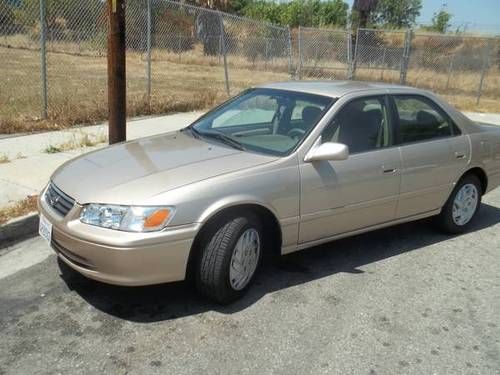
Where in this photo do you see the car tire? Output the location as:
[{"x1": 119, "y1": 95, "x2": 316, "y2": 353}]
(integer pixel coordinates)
[
  {"x1": 436, "y1": 174, "x2": 482, "y2": 234},
  {"x1": 195, "y1": 214, "x2": 262, "y2": 304}
]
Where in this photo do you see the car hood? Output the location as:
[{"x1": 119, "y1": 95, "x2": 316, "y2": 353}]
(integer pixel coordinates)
[{"x1": 51, "y1": 131, "x2": 277, "y2": 205}]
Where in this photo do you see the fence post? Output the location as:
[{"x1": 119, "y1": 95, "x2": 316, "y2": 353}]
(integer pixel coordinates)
[
  {"x1": 346, "y1": 29, "x2": 353, "y2": 79},
  {"x1": 445, "y1": 53, "x2": 454, "y2": 91},
  {"x1": 39, "y1": 0, "x2": 48, "y2": 119},
  {"x1": 297, "y1": 26, "x2": 302, "y2": 80},
  {"x1": 380, "y1": 47, "x2": 387, "y2": 80},
  {"x1": 218, "y1": 12, "x2": 230, "y2": 96},
  {"x1": 400, "y1": 29, "x2": 412, "y2": 85},
  {"x1": 287, "y1": 27, "x2": 293, "y2": 80},
  {"x1": 351, "y1": 29, "x2": 360, "y2": 80},
  {"x1": 146, "y1": 0, "x2": 152, "y2": 107},
  {"x1": 264, "y1": 38, "x2": 268, "y2": 70},
  {"x1": 476, "y1": 40, "x2": 492, "y2": 105},
  {"x1": 178, "y1": 33, "x2": 182, "y2": 62}
]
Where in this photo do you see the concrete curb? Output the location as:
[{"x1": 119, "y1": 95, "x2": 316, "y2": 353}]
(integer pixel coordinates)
[{"x1": 0, "y1": 213, "x2": 39, "y2": 248}]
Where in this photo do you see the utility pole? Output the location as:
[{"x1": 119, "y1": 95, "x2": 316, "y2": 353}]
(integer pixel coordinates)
[{"x1": 107, "y1": 0, "x2": 126, "y2": 144}]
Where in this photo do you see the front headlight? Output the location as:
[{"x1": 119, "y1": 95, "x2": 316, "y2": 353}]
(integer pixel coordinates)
[{"x1": 80, "y1": 204, "x2": 175, "y2": 232}]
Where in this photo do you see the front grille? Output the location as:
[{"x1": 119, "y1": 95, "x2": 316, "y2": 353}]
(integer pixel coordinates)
[{"x1": 44, "y1": 183, "x2": 75, "y2": 217}]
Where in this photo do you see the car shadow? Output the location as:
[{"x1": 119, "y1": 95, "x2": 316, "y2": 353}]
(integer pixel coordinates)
[{"x1": 62, "y1": 203, "x2": 500, "y2": 322}]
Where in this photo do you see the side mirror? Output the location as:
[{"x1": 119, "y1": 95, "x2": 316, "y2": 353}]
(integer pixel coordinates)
[{"x1": 304, "y1": 142, "x2": 349, "y2": 162}]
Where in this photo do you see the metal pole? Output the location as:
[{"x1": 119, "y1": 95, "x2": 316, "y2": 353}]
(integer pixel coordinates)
[
  {"x1": 146, "y1": 0, "x2": 152, "y2": 107},
  {"x1": 380, "y1": 48, "x2": 386, "y2": 80},
  {"x1": 352, "y1": 28, "x2": 360, "y2": 80},
  {"x1": 445, "y1": 54, "x2": 454, "y2": 91},
  {"x1": 476, "y1": 41, "x2": 492, "y2": 105},
  {"x1": 39, "y1": 0, "x2": 48, "y2": 119},
  {"x1": 107, "y1": 0, "x2": 126, "y2": 144},
  {"x1": 218, "y1": 12, "x2": 230, "y2": 96},
  {"x1": 400, "y1": 29, "x2": 412, "y2": 85},
  {"x1": 297, "y1": 26, "x2": 302, "y2": 80},
  {"x1": 346, "y1": 29, "x2": 352, "y2": 79},
  {"x1": 287, "y1": 27, "x2": 293, "y2": 80},
  {"x1": 264, "y1": 38, "x2": 268, "y2": 70},
  {"x1": 178, "y1": 33, "x2": 182, "y2": 62}
]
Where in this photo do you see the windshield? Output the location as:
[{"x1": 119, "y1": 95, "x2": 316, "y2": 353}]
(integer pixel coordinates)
[{"x1": 189, "y1": 88, "x2": 334, "y2": 156}]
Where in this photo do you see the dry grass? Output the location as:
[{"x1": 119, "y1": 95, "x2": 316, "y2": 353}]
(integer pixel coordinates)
[
  {"x1": 0, "y1": 153, "x2": 9, "y2": 164},
  {"x1": 0, "y1": 195, "x2": 38, "y2": 225},
  {"x1": 1, "y1": 38, "x2": 499, "y2": 134},
  {"x1": 0, "y1": 43, "x2": 290, "y2": 134},
  {"x1": 44, "y1": 132, "x2": 108, "y2": 153}
]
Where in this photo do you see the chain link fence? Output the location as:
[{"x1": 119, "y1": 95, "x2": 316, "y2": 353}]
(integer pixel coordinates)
[
  {"x1": 297, "y1": 26, "x2": 351, "y2": 80},
  {"x1": 352, "y1": 28, "x2": 409, "y2": 83},
  {"x1": 1, "y1": 0, "x2": 500, "y2": 134},
  {"x1": 350, "y1": 28, "x2": 500, "y2": 107}
]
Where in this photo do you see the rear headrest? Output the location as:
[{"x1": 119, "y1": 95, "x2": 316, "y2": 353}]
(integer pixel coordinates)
[{"x1": 302, "y1": 106, "x2": 322, "y2": 126}]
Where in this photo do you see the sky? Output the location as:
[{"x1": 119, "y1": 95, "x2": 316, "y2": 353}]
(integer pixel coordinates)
[{"x1": 343, "y1": 0, "x2": 500, "y2": 34}]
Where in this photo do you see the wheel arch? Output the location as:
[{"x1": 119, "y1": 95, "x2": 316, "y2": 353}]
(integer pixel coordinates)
[
  {"x1": 185, "y1": 201, "x2": 283, "y2": 281},
  {"x1": 461, "y1": 166, "x2": 488, "y2": 194}
]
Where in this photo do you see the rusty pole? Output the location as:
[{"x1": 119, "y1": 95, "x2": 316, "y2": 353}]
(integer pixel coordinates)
[{"x1": 107, "y1": 0, "x2": 126, "y2": 144}]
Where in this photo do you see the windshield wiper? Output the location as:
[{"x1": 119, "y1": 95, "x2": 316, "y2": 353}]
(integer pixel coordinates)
[{"x1": 197, "y1": 130, "x2": 246, "y2": 151}]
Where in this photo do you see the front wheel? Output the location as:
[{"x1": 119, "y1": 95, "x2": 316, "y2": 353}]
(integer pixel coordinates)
[
  {"x1": 195, "y1": 214, "x2": 262, "y2": 304},
  {"x1": 436, "y1": 174, "x2": 482, "y2": 234}
]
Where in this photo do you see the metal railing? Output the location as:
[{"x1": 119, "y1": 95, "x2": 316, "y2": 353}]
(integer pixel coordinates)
[{"x1": 0, "y1": 0, "x2": 499, "y2": 132}]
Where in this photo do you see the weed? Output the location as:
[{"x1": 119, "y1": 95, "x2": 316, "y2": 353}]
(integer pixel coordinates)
[
  {"x1": 0, "y1": 195, "x2": 39, "y2": 225},
  {"x1": 0, "y1": 153, "x2": 9, "y2": 164},
  {"x1": 44, "y1": 145, "x2": 61, "y2": 154}
]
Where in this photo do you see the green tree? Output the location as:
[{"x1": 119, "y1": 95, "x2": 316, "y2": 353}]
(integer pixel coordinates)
[
  {"x1": 427, "y1": 9, "x2": 452, "y2": 33},
  {"x1": 243, "y1": 0, "x2": 281, "y2": 25},
  {"x1": 352, "y1": 0, "x2": 378, "y2": 28},
  {"x1": 315, "y1": 0, "x2": 348, "y2": 27},
  {"x1": 229, "y1": 0, "x2": 251, "y2": 16},
  {"x1": 372, "y1": 0, "x2": 422, "y2": 28},
  {"x1": 243, "y1": 0, "x2": 348, "y2": 28}
]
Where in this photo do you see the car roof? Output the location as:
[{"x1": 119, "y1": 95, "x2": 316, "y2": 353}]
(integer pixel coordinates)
[{"x1": 259, "y1": 80, "x2": 418, "y2": 98}]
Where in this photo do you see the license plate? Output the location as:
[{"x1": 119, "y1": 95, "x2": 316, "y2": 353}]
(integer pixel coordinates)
[{"x1": 39, "y1": 214, "x2": 52, "y2": 245}]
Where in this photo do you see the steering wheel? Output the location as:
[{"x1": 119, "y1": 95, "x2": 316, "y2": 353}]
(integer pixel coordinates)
[{"x1": 287, "y1": 128, "x2": 306, "y2": 140}]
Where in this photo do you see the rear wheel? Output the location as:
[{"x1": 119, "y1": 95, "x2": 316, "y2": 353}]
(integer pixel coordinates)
[
  {"x1": 195, "y1": 214, "x2": 262, "y2": 304},
  {"x1": 436, "y1": 174, "x2": 482, "y2": 234}
]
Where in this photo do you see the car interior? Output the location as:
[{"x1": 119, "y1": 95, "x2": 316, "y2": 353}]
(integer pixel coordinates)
[
  {"x1": 321, "y1": 98, "x2": 390, "y2": 154},
  {"x1": 199, "y1": 92, "x2": 332, "y2": 155},
  {"x1": 193, "y1": 90, "x2": 456, "y2": 157},
  {"x1": 395, "y1": 96, "x2": 453, "y2": 144}
]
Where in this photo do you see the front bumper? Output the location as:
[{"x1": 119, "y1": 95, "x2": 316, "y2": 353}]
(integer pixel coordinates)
[{"x1": 38, "y1": 193, "x2": 200, "y2": 286}]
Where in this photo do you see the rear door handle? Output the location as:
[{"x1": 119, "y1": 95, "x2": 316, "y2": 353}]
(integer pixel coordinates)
[
  {"x1": 382, "y1": 167, "x2": 398, "y2": 174},
  {"x1": 455, "y1": 152, "x2": 466, "y2": 159}
]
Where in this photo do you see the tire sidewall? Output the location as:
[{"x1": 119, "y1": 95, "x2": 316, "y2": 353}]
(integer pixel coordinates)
[
  {"x1": 220, "y1": 215, "x2": 263, "y2": 297},
  {"x1": 196, "y1": 213, "x2": 263, "y2": 303},
  {"x1": 441, "y1": 175, "x2": 482, "y2": 233}
]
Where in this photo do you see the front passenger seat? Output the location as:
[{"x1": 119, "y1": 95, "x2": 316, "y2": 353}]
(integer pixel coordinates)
[{"x1": 338, "y1": 109, "x2": 382, "y2": 153}]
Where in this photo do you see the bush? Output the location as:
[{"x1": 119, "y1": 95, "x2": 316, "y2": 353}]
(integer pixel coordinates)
[
  {"x1": 154, "y1": 8, "x2": 194, "y2": 52},
  {"x1": 0, "y1": 0, "x2": 18, "y2": 34}
]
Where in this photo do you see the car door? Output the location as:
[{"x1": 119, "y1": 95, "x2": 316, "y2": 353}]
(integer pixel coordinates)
[
  {"x1": 391, "y1": 94, "x2": 470, "y2": 218},
  {"x1": 299, "y1": 95, "x2": 402, "y2": 244}
]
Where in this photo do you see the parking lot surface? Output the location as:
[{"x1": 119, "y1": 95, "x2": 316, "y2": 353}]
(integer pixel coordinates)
[{"x1": 1, "y1": 190, "x2": 500, "y2": 374}]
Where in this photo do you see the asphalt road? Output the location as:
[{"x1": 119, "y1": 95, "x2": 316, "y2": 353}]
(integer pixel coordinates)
[{"x1": 1, "y1": 191, "x2": 500, "y2": 374}]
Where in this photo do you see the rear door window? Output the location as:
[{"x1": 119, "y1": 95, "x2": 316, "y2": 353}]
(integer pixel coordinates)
[{"x1": 393, "y1": 95, "x2": 456, "y2": 144}]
